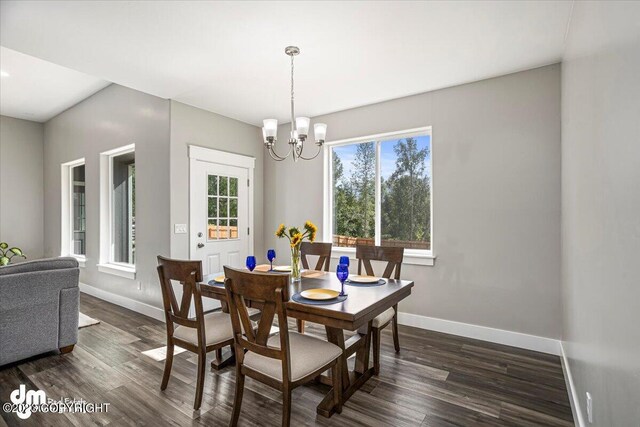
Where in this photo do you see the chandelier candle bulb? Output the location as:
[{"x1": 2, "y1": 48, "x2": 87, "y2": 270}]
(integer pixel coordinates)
[
  {"x1": 296, "y1": 117, "x2": 310, "y2": 138},
  {"x1": 263, "y1": 119, "x2": 278, "y2": 139},
  {"x1": 314, "y1": 123, "x2": 327, "y2": 143}
]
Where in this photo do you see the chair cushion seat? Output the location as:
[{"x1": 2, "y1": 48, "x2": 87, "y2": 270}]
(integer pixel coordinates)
[
  {"x1": 372, "y1": 307, "x2": 396, "y2": 328},
  {"x1": 244, "y1": 332, "x2": 342, "y2": 382},
  {"x1": 247, "y1": 307, "x2": 260, "y2": 317},
  {"x1": 173, "y1": 312, "x2": 234, "y2": 346}
]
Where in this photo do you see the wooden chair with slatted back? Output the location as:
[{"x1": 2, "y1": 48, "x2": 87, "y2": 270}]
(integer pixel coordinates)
[
  {"x1": 297, "y1": 241, "x2": 333, "y2": 333},
  {"x1": 355, "y1": 245, "x2": 404, "y2": 375},
  {"x1": 157, "y1": 256, "x2": 236, "y2": 410},
  {"x1": 224, "y1": 266, "x2": 343, "y2": 427}
]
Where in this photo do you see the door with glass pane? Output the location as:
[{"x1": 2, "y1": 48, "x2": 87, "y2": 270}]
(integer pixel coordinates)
[{"x1": 191, "y1": 160, "x2": 250, "y2": 279}]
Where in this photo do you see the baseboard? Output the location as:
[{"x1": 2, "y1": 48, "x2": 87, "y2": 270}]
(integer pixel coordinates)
[
  {"x1": 560, "y1": 342, "x2": 585, "y2": 427},
  {"x1": 79, "y1": 282, "x2": 165, "y2": 322},
  {"x1": 397, "y1": 312, "x2": 561, "y2": 355},
  {"x1": 78, "y1": 283, "x2": 560, "y2": 356}
]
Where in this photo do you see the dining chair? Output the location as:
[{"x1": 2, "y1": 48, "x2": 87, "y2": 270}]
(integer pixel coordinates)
[
  {"x1": 355, "y1": 245, "x2": 404, "y2": 375},
  {"x1": 157, "y1": 256, "x2": 236, "y2": 411},
  {"x1": 224, "y1": 266, "x2": 343, "y2": 427},
  {"x1": 297, "y1": 241, "x2": 333, "y2": 333}
]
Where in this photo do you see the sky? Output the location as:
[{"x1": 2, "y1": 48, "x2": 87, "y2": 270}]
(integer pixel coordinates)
[{"x1": 333, "y1": 135, "x2": 431, "y2": 181}]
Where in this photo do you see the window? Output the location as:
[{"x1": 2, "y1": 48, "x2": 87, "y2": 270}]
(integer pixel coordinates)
[
  {"x1": 98, "y1": 144, "x2": 136, "y2": 278},
  {"x1": 71, "y1": 164, "x2": 87, "y2": 256},
  {"x1": 327, "y1": 128, "x2": 433, "y2": 259},
  {"x1": 208, "y1": 175, "x2": 239, "y2": 240},
  {"x1": 61, "y1": 158, "x2": 86, "y2": 265}
]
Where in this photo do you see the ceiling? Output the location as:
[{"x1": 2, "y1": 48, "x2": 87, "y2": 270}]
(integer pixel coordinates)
[
  {"x1": 0, "y1": 47, "x2": 110, "y2": 122},
  {"x1": 0, "y1": 1, "x2": 573, "y2": 125}
]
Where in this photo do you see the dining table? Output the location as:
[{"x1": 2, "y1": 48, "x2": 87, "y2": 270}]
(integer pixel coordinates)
[{"x1": 199, "y1": 264, "x2": 414, "y2": 418}]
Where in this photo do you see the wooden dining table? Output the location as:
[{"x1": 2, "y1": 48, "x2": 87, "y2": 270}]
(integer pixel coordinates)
[{"x1": 199, "y1": 264, "x2": 414, "y2": 418}]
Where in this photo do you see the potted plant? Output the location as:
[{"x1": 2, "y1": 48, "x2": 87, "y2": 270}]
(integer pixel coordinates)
[{"x1": 0, "y1": 242, "x2": 27, "y2": 266}]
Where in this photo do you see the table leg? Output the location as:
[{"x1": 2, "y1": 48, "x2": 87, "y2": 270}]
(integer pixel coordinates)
[
  {"x1": 210, "y1": 345, "x2": 235, "y2": 370},
  {"x1": 317, "y1": 323, "x2": 375, "y2": 418}
]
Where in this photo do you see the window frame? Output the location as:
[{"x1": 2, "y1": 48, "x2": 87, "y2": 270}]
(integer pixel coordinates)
[
  {"x1": 60, "y1": 158, "x2": 86, "y2": 267},
  {"x1": 98, "y1": 144, "x2": 136, "y2": 279},
  {"x1": 323, "y1": 127, "x2": 435, "y2": 266}
]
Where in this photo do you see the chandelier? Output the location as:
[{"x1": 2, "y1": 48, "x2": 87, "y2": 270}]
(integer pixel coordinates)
[{"x1": 262, "y1": 46, "x2": 327, "y2": 162}]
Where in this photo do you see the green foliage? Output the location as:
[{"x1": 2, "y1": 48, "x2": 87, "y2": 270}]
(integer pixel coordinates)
[
  {"x1": 382, "y1": 138, "x2": 431, "y2": 243},
  {"x1": 333, "y1": 138, "x2": 431, "y2": 246},
  {"x1": 0, "y1": 242, "x2": 27, "y2": 266}
]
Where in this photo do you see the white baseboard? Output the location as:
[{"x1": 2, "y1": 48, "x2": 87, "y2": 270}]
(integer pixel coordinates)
[
  {"x1": 560, "y1": 342, "x2": 585, "y2": 427},
  {"x1": 397, "y1": 312, "x2": 561, "y2": 355},
  {"x1": 78, "y1": 283, "x2": 560, "y2": 356},
  {"x1": 79, "y1": 282, "x2": 165, "y2": 322}
]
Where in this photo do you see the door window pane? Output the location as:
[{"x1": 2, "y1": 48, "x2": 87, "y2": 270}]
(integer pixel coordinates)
[
  {"x1": 219, "y1": 176, "x2": 228, "y2": 196},
  {"x1": 208, "y1": 219, "x2": 218, "y2": 239},
  {"x1": 208, "y1": 197, "x2": 217, "y2": 217},
  {"x1": 229, "y1": 177, "x2": 238, "y2": 197},
  {"x1": 219, "y1": 198, "x2": 228, "y2": 218},
  {"x1": 208, "y1": 175, "x2": 218, "y2": 196},
  {"x1": 219, "y1": 219, "x2": 229, "y2": 240}
]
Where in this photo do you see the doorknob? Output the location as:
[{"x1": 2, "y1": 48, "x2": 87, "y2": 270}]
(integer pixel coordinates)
[
  {"x1": 197, "y1": 243, "x2": 205, "y2": 248},
  {"x1": 197, "y1": 232, "x2": 203, "y2": 238}
]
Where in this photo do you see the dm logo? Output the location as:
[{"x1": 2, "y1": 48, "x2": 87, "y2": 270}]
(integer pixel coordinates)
[{"x1": 10, "y1": 384, "x2": 46, "y2": 419}]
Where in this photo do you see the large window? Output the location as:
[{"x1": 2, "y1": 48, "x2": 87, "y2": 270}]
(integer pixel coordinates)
[
  {"x1": 328, "y1": 128, "x2": 432, "y2": 255},
  {"x1": 99, "y1": 144, "x2": 136, "y2": 278}
]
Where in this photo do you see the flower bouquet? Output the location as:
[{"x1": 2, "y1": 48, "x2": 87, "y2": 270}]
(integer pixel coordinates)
[{"x1": 275, "y1": 221, "x2": 317, "y2": 282}]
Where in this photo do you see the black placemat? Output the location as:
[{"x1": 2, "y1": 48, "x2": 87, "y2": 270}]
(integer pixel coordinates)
[
  {"x1": 345, "y1": 278, "x2": 386, "y2": 287},
  {"x1": 291, "y1": 292, "x2": 347, "y2": 305},
  {"x1": 208, "y1": 280, "x2": 224, "y2": 287}
]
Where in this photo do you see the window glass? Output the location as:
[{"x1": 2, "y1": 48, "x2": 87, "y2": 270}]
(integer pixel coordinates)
[
  {"x1": 71, "y1": 164, "x2": 86, "y2": 256},
  {"x1": 112, "y1": 152, "x2": 135, "y2": 264}
]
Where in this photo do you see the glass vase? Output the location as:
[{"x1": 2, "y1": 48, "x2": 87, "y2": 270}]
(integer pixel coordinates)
[{"x1": 290, "y1": 245, "x2": 302, "y2": 283}]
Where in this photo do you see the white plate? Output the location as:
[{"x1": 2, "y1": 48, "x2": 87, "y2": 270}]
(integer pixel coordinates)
[
  {"x1": 300, "y1": 289, "x2": 340, "y2": 300},
  {"x1": 349, "y1": 275, "x2": 380, "y2": 283},
  {"x1": 273, "y1": 266, "x2": 292, "y2": 272}
]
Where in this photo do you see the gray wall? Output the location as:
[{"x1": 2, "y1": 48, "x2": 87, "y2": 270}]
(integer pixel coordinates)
[
  {"x1": 0, "y1": 115, "x2": 44, "y2": 260},
  {"x1": 44, "y1": 84, "x2": 171, "y2": 308},
  {"x1": 169, "y1": 100, "x2": 265, "y2": 259},
  {"x1": 561, "y1": 2, "x2": 640, "y2": 425},
  {"x1": 265, "y1": 64, "x2": 562, "y2": 339}
]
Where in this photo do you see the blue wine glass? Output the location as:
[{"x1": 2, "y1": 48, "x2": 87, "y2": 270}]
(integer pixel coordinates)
[
  {"x1": 339, "y1": 256, "x2": 350, "y2": 267},
  {"x1": 246, "y1": 255, "x2": 256, "y2": 272},
  {"x1": 267, "y1": 249, "x2": 276, "y2": 271},
  {"x1": 336, "y1": 263, "x2": 349, "y2": 297}
]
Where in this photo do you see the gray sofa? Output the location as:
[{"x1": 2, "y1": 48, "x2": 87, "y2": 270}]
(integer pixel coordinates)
[{"x1": 0, "y1": 257, "x2": 79, "y2": 366}]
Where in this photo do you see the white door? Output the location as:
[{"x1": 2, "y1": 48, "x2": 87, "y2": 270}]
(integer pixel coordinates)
[{"x1": 189, "y1": 147, "x2": 254, "y2": 311}]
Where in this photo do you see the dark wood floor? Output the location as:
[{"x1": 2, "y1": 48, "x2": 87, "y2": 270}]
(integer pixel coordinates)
[{"x1": 0, "y1": 294, "x2": 573, "y2": 426}]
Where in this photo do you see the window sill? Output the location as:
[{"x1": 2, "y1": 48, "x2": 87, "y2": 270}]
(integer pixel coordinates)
[
  {"x1": 330, "y1": 247, "x2": 436, "y2": 267},
  {"x1": 97, "y1": 263, "x2": 136, "y2": 279}
]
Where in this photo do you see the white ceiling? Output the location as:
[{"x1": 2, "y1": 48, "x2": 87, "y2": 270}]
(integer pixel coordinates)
[
  {"x1": 0, "y1": 1, "x2": 573, "y2": 125},
  {"x1": 0, "y1": 47, "x2": 110, "y2": 122}
]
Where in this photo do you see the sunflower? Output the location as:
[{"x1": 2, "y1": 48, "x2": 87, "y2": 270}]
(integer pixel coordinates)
[
  {"x1": 275, "y1": 223, "x2": 286, "y2": 238},
  {"x1": 290, "y1": 232, "x2": 303, "y2": 248},
  {"x1": 309, "y1": 231, "x2": 317, "y2": 243},
  {"x1": 304, "y1": 220, "x2": 318, "y2": 234}
]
